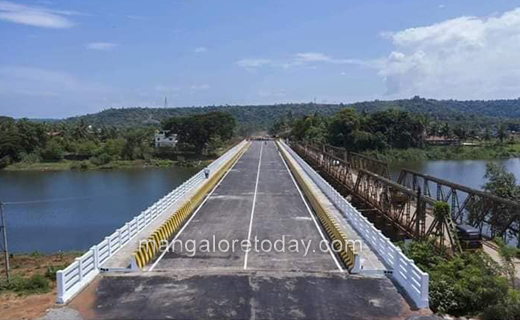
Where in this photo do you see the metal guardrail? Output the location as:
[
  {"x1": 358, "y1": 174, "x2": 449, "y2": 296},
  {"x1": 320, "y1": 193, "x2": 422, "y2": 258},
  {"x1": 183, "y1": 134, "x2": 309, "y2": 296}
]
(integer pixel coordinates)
[
  {"x1": 56, "y1": 141, "x2": 247, "y2": 304},
  {"x1": 279, "y1": 140, "x2": 429, "y2": 309}
]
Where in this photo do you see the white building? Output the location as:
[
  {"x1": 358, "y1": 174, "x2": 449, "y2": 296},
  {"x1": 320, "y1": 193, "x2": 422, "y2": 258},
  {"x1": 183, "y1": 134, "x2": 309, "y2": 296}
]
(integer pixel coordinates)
[{"x1": 154, "y1": 130, "x2": 178, "y2": 148}]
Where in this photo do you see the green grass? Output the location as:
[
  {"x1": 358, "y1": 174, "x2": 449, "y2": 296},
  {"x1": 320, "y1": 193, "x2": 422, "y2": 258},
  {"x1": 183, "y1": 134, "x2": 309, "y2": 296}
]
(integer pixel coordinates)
[
  {"x1": 3, "y1": 158, "x2": 195, "y2": 171},
  {"x1": 0, "y1": 275, "x2": 50, "y2": 295},
  {"x1": 4, "y1": 161, "x2": 74, "y2": 171}
]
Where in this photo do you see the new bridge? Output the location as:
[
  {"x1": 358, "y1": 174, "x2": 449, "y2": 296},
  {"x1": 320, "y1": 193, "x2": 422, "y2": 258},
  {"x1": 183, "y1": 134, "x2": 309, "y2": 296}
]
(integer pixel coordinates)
[{"x1": 55, "y1": 140, "x2": 430, "y2": 320}]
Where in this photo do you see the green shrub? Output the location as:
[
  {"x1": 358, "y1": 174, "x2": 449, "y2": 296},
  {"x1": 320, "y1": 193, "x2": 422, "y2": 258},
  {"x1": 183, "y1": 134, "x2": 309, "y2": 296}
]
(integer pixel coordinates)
[
  {"x1": 400, "y1": 240, "x2": 517, "y2": 317},
  {"x1": 20, "y1": 152, "x2": 41, "y2": 164},
  {"x1": 0, "y1": 274, "x2": 50, "y2": 295},
  {"x1": 89, "y1": 153, "x2": 113, "y2": 166},
  {"x1": 45, "y1": 265, "x2": 66, "y2": 281},
  {"x1": 481, "y1": 290, "x2": 520, "y2": 320},
  {"x1": 71, "y1": 161, "x2": 90, "y2": 170},
  {"x1": 0, "y1": 155, "x2": 11, "y2": 169},
  {"x1": 40, "y1": 140, "x2": 64, "y2": 162}
]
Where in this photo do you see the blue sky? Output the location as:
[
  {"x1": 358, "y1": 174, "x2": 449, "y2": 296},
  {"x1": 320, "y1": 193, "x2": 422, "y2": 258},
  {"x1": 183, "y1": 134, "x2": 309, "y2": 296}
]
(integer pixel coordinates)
[{"x1": 1, "y1": 0, "x2": 520, "y2": 118}]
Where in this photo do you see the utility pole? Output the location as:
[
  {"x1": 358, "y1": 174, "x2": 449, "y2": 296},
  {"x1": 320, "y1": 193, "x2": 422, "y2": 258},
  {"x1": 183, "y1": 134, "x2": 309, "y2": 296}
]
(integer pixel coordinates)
[{"x1": 0, "y1": 202, "x2": 9, "y2": 283}]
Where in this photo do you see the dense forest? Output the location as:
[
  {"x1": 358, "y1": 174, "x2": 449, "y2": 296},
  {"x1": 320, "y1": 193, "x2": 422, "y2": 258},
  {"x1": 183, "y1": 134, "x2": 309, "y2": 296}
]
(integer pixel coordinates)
[{"x1": 58, "y1": 97, "x2": 520, "y2": 134}]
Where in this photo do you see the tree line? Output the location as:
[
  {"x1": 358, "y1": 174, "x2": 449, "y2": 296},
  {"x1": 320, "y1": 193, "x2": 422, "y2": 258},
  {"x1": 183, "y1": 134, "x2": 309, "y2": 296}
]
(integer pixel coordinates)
[
  {"x1": 271, "y1": 107, "x2": 516, "y2": 153},
  {"x1": 0, "y1": 111, "x2": 236, "y2": 169},
  {"x1": 61, "y1": 97, "x2": 520, "y2": 134}
]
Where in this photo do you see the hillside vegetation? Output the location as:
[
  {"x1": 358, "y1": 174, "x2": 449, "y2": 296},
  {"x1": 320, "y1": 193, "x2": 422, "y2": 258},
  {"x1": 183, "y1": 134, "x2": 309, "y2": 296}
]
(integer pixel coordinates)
[{"x1": 59, "y1": 97, "x2": 520, "y2": 133}]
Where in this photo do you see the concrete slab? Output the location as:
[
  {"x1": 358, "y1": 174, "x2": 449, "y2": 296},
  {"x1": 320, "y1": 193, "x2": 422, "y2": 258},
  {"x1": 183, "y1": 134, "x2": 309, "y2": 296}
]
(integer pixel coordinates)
[{"x1": 85, "y1": 272, "x2": 422, "y2": 320}]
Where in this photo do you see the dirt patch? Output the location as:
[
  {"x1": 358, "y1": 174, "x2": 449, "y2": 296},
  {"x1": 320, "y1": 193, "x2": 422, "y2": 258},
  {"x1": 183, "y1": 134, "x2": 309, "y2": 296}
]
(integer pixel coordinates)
[
  {"x1": 68, "y1": 277, "x2": 99, "y2": 320},
  {"x1": 0, "y1": 252, "x2": 81, "y2": 320}
]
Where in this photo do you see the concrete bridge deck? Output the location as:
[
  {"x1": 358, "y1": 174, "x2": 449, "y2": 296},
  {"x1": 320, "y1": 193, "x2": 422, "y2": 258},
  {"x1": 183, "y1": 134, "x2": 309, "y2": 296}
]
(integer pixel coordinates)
[
  {"x1": 149, "y1": 141, "x2": 341, "y2": 272},
  {"x1": 64, "y1": 141, "x2": 427, "y2": 319}
]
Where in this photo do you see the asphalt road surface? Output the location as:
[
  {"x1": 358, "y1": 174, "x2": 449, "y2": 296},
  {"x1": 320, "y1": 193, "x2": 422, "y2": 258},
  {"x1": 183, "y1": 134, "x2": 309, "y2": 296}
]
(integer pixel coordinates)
[{"x1": 151, "y1": 140, "x2": 341, "y2": 272}]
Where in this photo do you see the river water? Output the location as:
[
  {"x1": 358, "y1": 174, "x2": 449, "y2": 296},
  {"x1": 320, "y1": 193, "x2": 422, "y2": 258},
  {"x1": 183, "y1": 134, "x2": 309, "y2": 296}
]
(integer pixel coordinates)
[
  {"x1": 0, "y1": 167, "x2": 198, "y2": 253},
  {"x1": 389, "y1": 158, "x2": 520, "y2": 191}
]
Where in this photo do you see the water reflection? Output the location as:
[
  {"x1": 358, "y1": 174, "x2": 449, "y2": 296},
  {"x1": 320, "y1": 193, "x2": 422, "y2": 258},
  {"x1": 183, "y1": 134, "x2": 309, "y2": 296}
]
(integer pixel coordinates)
[{"x1": 0, "y1": 167, "x2": 198, "y2": 253}]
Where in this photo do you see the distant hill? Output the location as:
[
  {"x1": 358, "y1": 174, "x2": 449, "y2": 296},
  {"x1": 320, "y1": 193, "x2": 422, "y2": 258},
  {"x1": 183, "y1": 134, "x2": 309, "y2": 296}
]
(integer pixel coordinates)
[
  {"x1": 63, "y1": 104, "x2": 345, "y2": 131},
  {"x1": 59, "y1": 97, "x2": 520, "y2": 130}
]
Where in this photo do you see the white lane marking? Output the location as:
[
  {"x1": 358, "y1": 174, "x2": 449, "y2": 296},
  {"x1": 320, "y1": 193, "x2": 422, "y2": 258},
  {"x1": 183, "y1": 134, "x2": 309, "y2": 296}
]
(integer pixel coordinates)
[
  {"x1": 277, "y1": 145, "x2": 344, "y2": 272},
  {"x1": 243, "y1": 141, "x2": 264, "y2": 270},
  {"x1": 149, "y1": 144, "x2": 249, "y2": 271}
]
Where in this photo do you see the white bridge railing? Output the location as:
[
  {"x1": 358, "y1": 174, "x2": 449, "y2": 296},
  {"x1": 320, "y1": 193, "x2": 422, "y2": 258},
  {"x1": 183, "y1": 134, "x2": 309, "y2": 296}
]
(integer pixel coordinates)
[
  {"x1": 56, "y1": 141, "x2": 247, "y2": 304},
  {"x1": 280, "y1": 141, "x2": 429, "y2": 309}
]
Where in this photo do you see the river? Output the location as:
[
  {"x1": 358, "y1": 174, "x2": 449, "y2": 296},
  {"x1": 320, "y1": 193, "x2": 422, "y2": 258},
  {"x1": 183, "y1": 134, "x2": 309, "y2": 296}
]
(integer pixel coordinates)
[
  {"x1": 0, "y1": 167, "x2": 198, "y2": 253},
  {"x1": 389, "y1": 158, "x2": 520, "y2": 191}
]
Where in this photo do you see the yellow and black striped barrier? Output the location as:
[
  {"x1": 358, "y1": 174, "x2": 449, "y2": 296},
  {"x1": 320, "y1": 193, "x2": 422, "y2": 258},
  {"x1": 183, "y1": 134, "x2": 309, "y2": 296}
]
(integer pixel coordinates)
[
  {"x1": 277, "y1": 141, "x2": 361, "y2": 273},
  {"x1": 131, "y1": 142, "x2": 249, "y2": 270}
]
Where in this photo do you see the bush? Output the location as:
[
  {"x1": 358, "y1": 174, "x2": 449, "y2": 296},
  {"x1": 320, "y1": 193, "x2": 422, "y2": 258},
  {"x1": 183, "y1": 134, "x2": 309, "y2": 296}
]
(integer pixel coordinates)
[
  {"x1": 20, "y1": 151, "x2": 41, "y2": 164},
  {"x1": 40, "y1": 140, "x2": 64, "y2": 162},
  {"x1": 0, "y1": 155, "x2": 11, "y2": 169},
  {"x1": 89, "y1": 153, "x2": 113, "y2": 166},
  {"x1": 482, "y1": 290, "x2": 520, "y2": 320},
  {"x1": 76, "y1": 141, "x2": 98, "y2": 157},
  {"x1": 103, "y1": 138, "x2": 125, "y2": 158},
  {"x1": 70, "y1": 160, "x2": 90, "y2": 170},
  {"x1": 45, "y1": 265, "x2": 66, "y2": 281},
  {"x1": 0, "y1": 274, "x2": 50, "y2": 294},
  {"x1": 400, "y1": 240, "x2": 517, "y2": 318}
]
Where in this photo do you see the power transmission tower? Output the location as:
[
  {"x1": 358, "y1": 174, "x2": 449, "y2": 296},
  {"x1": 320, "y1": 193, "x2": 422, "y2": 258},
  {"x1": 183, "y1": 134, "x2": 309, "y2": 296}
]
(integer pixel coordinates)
[
  {"x1": 164, "y1": 97, "x2": 168, "y2": 109},
  {"x1": 0, "y1": 202, "x2": 9, "y2": 282}
]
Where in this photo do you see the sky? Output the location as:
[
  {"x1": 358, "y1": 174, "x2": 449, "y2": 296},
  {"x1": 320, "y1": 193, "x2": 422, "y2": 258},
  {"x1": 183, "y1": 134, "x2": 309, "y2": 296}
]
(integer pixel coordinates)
[{"x1": 1, "y1": 0, "x2": 520, "y2": 118}]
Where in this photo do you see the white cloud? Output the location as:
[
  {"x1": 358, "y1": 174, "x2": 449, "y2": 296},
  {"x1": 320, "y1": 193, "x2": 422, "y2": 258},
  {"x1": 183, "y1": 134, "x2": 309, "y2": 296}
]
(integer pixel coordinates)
[
  {"x1": 236, "y1": 58, "x2": 272, "y2": 69},
  {"x1": 86, "y1": 42, "x2": 118, "y2": 51},
  {"x1": 258, "y1": 88, "x2": 287, "y2": 98},
  {"x1": 237, "y1": 53, "x2": 364, "y2": 70},
  {"x1": 0, "y1": 1, "x2": 76, "y2": 28},
  {"x1": 194, "y1": 46, "x2": 207, "y2": 54},
  {"x1": 374, "y1": 7, "x2": 520, "y2": 99},
  {"x1": 155, "y1": 85, "x2": 180, "y2": 93},
  {"x1": 438, "y1": 4, "x2": 446, "y2": 9},
  {"x1": 190, "y1": 84, "x2": 210, "y2": 90}
]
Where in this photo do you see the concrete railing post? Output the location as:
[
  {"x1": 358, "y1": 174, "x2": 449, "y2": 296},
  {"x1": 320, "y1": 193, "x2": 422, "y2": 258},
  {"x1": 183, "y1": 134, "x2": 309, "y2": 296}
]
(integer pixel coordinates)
[
  {"x1": 76, "y1": 257, "x2": 83, "y2": 282},
  {"x1": 420, "y1": 273, "x2": 430, "y2": 307},
  {"x1": 92, "y1": 245, "x2": 99, "y2": 269},
  {"x1": 56, "y1": 270, "x2": 65, "y2": 303},
  {"x1": 106, "y1": 236, "x2": 112, "y2": 256}
]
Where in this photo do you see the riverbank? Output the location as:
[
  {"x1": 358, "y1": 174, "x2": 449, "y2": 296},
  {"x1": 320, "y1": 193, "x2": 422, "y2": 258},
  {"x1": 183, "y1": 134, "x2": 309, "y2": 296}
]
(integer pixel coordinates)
[
  {"x1": 2, "y1": 158, "x2": 209, "y2": 172},
  {"x1": 363, "y1": 143, "x2": 520, "y2": 162},
  {"x1": 2, "y1": 141, "x2": 240, "y2": 172},
  {"x1": 0, "y1": 252, "x2": 81, "y2": 320}
]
